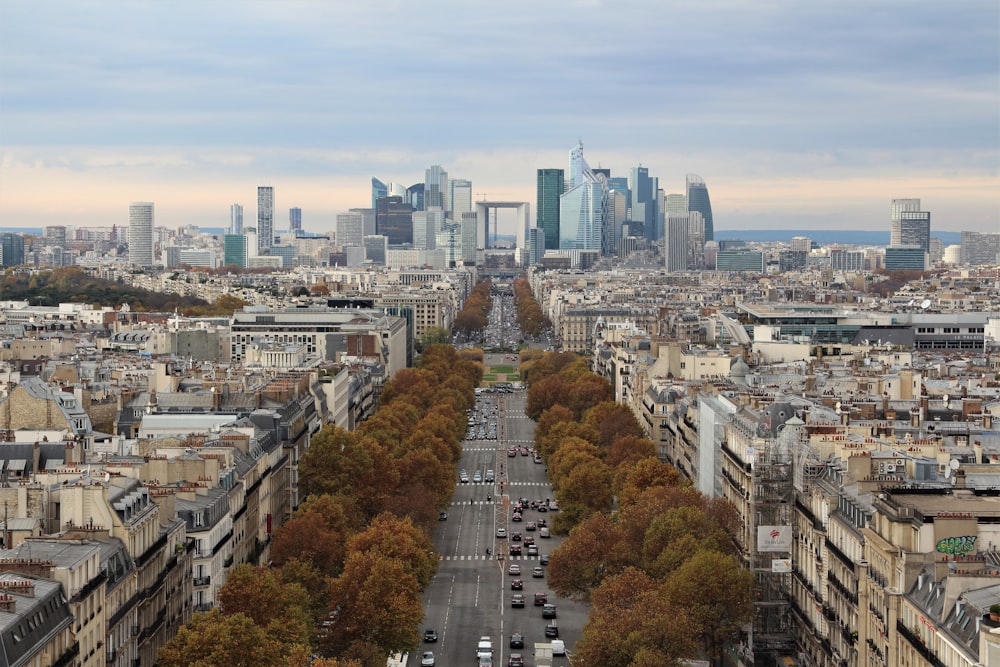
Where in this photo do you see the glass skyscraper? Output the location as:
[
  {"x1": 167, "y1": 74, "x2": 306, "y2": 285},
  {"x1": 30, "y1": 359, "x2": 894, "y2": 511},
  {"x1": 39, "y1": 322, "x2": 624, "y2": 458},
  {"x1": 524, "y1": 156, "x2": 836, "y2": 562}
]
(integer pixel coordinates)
[
  {"x1": 128, "y1": 202, "x2": 154, "y2": 268},
  {"x1": 257, "y1": 186, "x2": 274, "y2": 253},
  {"x1": 230, "y1": 204, "x2": 243, "y2": 235},
  {"x1": 537, "y1": 168, "x2": 564, "y2": 251},
  {"x1": 289, "y1": 207, "x2": 302, "y2": 233},
  {"x1": 425, "y1": 165, "x2": 449, "y2": 211},
  {"x1": 559, "y1": 143, "x2": 608, "y2": 252},
  {"x1": 631, "y1": 166, "x2": 659, "y2": 242},
  {"x1": 686, "y1": 174, "x2": 714, "y2": 242},
  {"x1": 372, "y1": 178, "x2": 388, "y2": 208}
]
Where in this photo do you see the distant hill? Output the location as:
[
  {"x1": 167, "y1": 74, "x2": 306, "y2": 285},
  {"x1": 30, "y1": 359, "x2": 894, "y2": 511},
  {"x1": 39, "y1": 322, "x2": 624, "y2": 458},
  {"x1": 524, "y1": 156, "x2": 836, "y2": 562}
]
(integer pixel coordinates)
[{"x1": 715, "y1": 229, "x2": 962, "y2": 246}]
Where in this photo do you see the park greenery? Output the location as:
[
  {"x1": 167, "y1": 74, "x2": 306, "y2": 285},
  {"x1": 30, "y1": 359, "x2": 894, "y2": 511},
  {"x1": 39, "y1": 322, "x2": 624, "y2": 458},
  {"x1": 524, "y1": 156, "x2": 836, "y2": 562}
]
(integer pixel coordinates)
[
  {"x1": 520, "y1": 349, "x2": 753, "y2": 666},
  {"x1": 158, "y1": 343, "x2": 482, "y2": 667}
]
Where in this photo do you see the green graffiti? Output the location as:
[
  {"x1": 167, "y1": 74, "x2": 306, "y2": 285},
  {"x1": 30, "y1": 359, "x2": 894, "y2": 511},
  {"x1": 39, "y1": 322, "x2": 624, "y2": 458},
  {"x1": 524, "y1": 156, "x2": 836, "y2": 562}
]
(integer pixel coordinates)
[{"x1": 935, "y1": 535, "x2": 976, "y2": 555}]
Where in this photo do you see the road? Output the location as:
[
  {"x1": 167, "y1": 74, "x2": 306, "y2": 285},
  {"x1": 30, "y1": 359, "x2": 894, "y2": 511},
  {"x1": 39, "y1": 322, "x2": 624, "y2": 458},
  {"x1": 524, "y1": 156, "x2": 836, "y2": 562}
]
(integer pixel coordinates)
[{"x1": 419, "y1": 388, "x2": 588, "y2": 667}]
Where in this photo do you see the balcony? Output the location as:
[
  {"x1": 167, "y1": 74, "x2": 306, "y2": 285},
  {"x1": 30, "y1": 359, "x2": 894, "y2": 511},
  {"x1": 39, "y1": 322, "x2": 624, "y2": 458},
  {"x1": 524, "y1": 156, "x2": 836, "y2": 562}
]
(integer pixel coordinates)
[{"x1": 193, "y1": 575, "x2": 211, "y2": 587}]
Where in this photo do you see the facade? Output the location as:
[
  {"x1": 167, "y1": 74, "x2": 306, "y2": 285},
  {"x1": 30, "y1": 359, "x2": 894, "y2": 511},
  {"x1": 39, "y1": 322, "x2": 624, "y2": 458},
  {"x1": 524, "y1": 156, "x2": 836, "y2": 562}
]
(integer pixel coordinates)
[
  {"x1": 537, "y1": 168, "x2": 565, "y2": 251},
  {"x1": 371, "y1": 177, "x2": 388, "y2": 208},
  {"x1": 959, "y1": 231, "x2": 1000, "y2": 266},
  {"x1": 425, "y1": 165, "x2": 448, "y2": 211},
  {"x1": 44, "y1": 226, "x2": 67, "y2": 249},
  {"x1": 128, "y1": 202, "x2": 154, "y2": 268},
  {"x1": 460, "y1": 212, "x2": 478, "y2": 265},
  {"x1": 890, "y1": 198, "x2": 921, "y2": 247},
  {"x1": 450, "y1": 179, "x2": 472, "y2": 217},
  {"x1": 257, "y1": 186, "x2": 274, "y2": 253},
  {"x1": 375, "y1": 196, "x2": 413, "y2": 246},
  {"x1": 716, "y1": 249, "x2": 765, "y2": 272},
  {"x1": 830, "y1": 249, "x2": 865, "y2": 271},
  {"x1": 686, "y1": 174, "x2": 714, "y2": 243},
  {"x1": 230, "y1": 204, "x2": 243, "y2": 235},
  {"x1": 664, "y1": 213, "x2": 688, "y2": 272},
  {"x1": 631, "y1": 166, "x2": 659, "y2": 242},
  {"x1": 289, "y1": 207, "x2": 302, "y2": 233},
  {"x1": 0, "y1": 232, "x2": 26, "y2": 268},
  {"x1": 363, "y1": 235, "x2": 388, "y2": 265},
  {"x1": 885, "y1": 246, "x2": 927, "y2": 271},
  {"x1": 559, "y1": 144, "x2": 607, "y2": 252},
  {"x1": 406, "y1": 183, "x2": 424, "y2": 212},
  {"x1": 336, "y1": 210, "x2": 365, "y2": 248},
  {"x1": 413, "y1": 208, "x2": 445, "y2": 250}
]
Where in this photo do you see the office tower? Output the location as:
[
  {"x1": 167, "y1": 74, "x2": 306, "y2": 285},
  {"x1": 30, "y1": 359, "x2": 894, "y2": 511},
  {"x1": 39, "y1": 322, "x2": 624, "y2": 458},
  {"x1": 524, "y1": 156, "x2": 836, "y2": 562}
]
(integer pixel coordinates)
[
  {"x1": 631, "y1": 166, "x2": 659, "y2": 242},
  {"x1": 223, "y1": 234, "x2": 248, "y2": 267},
  {"x1": 687, "y1": 211, "x2": 706, "y2": 270},
  {"x1": 559, "y1": 142, "x2": 608, "y2": 252},
  {"x1": 375, "y1": 196, "x2": 413, "y2": 245},
  {"x1": 665, "y1": 194, "x2": 687, "y2": 216},
  {"x1": 407, "y1": 183, "x2": 425, "y2": 212},
  {"x1": 791, "y1": 236, "x2": 811, "y2": 253},
  {"x1": 526, "y1": 228, "x2": 544, "y2": 265},
  {"x1": 608, "y1": 189, "x2": 628, "y2": 255},
  {"x1": 128, "y1": 202, "x2": 155, "y2": 268},
  {"x1": 425, "y1": 165, "x2": 449, "y2": 211},
  {"x1": 44, "y1": 226, "x2": 67, "y2": 248},
  {"x1": 257, "y1": 186, "x2": 274, "y2": 253},
  {"x1": 372, "y1": 178, "x2": 388, "y2": 208},
  {"x1": 230, "y1": 204, "x2": 243, "y2": 234},
  {"x1": 413, "y1": 207, "x2": 445, "y2": 249},
  {"x1": 686, "y1": 174, "x2": 714, "y2": 242},
  {"x1": 960, "y1": 231, "x2": 1000, "y2": 266},
  {"x1": 0, "y1": 233, "x2": 26, "y2": 267},
  {"x1": 537, "y1": 168, "x2": 565, "y2": 251},
  {"x1": 363, "y1": 235, "x2": 388, "y2": 265},
  {"x1": 890, "y1": 198, "x2": 920, "y2": 246},
  {"x1": 460, "y1": 211, "x2": 479, "y2": 265},
  {"x1": 896, "y1": 211, "x2": 931, "y2": 252},
  {"x1": 336, "y1": 211, "x2": 365, "y2": 247},
  {"x1": 884, "y1": 247, "x2": 927, "y2": 271},
  {"x1": 665, "y1": 214, "x2": 688, "y2": 272},
  {"x1": 450, "y1": 179, "x2": 473, "y2": 217},
  {"x1": 289, "y1": 207, "x2": 302, "y2": 233}
]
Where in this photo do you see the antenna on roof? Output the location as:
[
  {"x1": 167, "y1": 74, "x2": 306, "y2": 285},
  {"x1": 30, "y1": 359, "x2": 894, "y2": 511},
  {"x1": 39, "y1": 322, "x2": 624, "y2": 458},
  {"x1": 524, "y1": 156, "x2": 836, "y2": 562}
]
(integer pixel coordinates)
[{"x1": 920, "y1": 299, "x2": 931, "y2": 310}]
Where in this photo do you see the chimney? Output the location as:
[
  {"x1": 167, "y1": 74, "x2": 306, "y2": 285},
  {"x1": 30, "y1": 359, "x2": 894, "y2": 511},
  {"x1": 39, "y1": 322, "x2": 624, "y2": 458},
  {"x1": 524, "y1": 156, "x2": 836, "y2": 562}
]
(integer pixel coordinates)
[
  {"x1": 985, "y1": 409, "x2": 993, "y2": 430},
  {"x1": 910, "y1": 407, "x2": 920, "y2": 429},
  {"x1": 955, "y1": 468, "x2": 967, "y2": 489},
  {"x1": 0, "y1": 594, "x2": 14, "y2": 613}
]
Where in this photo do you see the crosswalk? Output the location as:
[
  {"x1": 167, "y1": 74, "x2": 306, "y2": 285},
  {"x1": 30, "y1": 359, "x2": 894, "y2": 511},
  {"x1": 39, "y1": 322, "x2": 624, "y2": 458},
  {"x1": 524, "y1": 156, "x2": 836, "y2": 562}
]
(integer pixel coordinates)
[
  {"x1": 438, "y1": 554, "x2": 545, "y2": 561},
  {"x1": 451, "y1": 483, "x2": 549, "y2": 494}
]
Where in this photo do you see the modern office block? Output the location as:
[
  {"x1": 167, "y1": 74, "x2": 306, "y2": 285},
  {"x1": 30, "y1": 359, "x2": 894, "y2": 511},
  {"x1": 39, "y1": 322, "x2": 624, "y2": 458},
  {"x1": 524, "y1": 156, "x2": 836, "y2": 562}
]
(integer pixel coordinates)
[
  {"x1": 884, "y1": 246, "x2": 927, "y2": 271},
  {"x1": 560, "y1": 143, "x2": 607, "y2": 252},
  {"x1": 450, "y1": 179, "x2": 473, "y2": 217},
  {"x1": 959, "y1": 231, "x2": 1000, "y2": 266},
  {"x1": 336, "y1": 211, "x2": 365, "y2": 248},
  {"x1": 425, "y1": 165, "x2": 449, "y2": 211},
  {"x1": 363, "y1": 235, "x2": 388, "y2": 265},
  {"x1": 631, "y1": 166, "x2": 659, "y2": 242},
  {"x1": 372, "y1": 177, "x2": 388, "y2": 209},
  {"x1": 128, "y1": 202, "x2": 154, "y2": 268},
  {"x1": 890, "y1": 199, "x2": 921, "y2": 247},
  {"x1": 686, "y1": 174, "x2": 714, "y2": 243},
  {"x1": 665, "y1": 214, "x2": 688, "y2": 272},
  {"x1": 716, "y1": 249, "x2": 764, "y2": 272},
  {"x1": 223, "y1": 234, "x2": 248, "y2": 268},
  {"x1": 257, "y1": 186, "x2": 274, "y2": 253},
  {"x1": 537, "y1": 168, "x2": 564, "y2": 251},
  {"x1": 375, "y1": 196, "x2": 413, "y2": 246},
  {"x1": 230, "y1": 204, "x2": 243, "y2": 235},
  {"x1": 289, "y1": 207, "x2": 302, "y2": 233},
  {"x1": 0, "y1": 233, "x2": 26, "y2": 267}
]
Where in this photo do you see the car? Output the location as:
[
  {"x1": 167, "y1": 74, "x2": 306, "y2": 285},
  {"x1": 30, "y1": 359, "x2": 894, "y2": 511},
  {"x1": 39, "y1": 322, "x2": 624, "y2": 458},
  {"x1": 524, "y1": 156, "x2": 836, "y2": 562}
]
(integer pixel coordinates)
[
  {"x1": 509, "y1": 544, "x2": 522, "y2": 556},
  {"x1": 534, "y1": 456, "x2": 543, "y2": 464},
  {"x1": 540, "y1": 527, "x2": 550, "y2": 538},
  {"x1": 533, "y1": 591, "x2": 547, "y2": 605},
  {"x1": 423, "y1": 629, "x2": 438, "y2": 642},
  {"x1": 520, "y1": 448, "x2": 529, "y2": 456},
  {"x1": 537, "y1": 518, "x2": 547, "y2": 527},
  {"x1": 548, "y1": 500, "x2": 559, "y2": 511},
  {"x1": 460, "y1": 473, "x2": 469, "y2": 483},
  {"x1": 478, "y1": 656, "x2": 493, "y2": 667},
  {"x1": 511, "y1": 594, "x2": 525, "y2": 608},
  {"x1": 532, "y1": 566, "x2": 544, "y2": 578},
  {"x1": 511, "y1": 531, "x2": 522, "y2": 541},
  {"x1": 485, "y1": 469, "x2": 495, "y2": 482},
  {"x1": 511, "y1": 513, "x2": 522, "y2": 522},
  {"x1": 537, "y1": 504, "x2": 548, "y2": 513},
  {"x1": 438, "y1": 511, "x2": 448, "y2": 521},
  {"x1": 525, "y1": 522, "x2": 536, "y2": 531},
  {"x1": 540, "y1": 554, "x2": 549, "y2": 565},
  {"x1": 510, "y1": 632, "x2": 524, "y2": 648},
  {"x1": 507, "y1": 448, "x2": 517, "y2": 457},
  {"x1": 527, "y1": 545, "x2": 538, "y2": 557},
  {"x1": 508, "y1": 564, "x2": 520, "y2": 576},
  {"x1": 508, "y1": 654, "x2": 524, "y2": 667},
  {"x1": 545, "y1": 624, "x2": 559, "y2": 638},
  {"x1": 523, "y1": 536, "x2": 535, "y2": 547},
  {"x1": 420, "y1": 651, "x2": 435, "y2": 666},
  {"x1": 510, "y1": 579, "x2": 523, "y2": 590},
  {"x1": 543, "y1": 603, "x2": 557, "y2": 619},
  {"x1": 473, "y1": 472, "x2": 483, "y2": 483},
  {"x1": 496, "y1": 527, "x2": 507, "y2": 538}
]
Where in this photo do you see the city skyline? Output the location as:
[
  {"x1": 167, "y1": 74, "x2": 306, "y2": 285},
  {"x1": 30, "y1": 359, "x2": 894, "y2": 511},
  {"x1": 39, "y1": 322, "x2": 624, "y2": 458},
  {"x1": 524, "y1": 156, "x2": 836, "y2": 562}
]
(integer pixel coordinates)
[{"x1": 0, "y1": 1, "x2": 997, "y2": 235}]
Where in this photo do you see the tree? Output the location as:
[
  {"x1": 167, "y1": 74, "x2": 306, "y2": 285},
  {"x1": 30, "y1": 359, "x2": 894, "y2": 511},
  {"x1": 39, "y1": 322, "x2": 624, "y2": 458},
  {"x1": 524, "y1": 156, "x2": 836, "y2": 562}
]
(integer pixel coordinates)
[
  {"x1": 158, "y1": 609, "x2": 286, "y2": 667},
  {"x1": 322, "y1": 550, "x2": 424, "y2": 660},
  {"x1": 607, "y1": 434, "x2": 657, "y2": 469},
  {"x1": 299, "y1": 427, "x2": 399, "y2": 519},
  {"x1": 217, "y1": 565, "x2": 314, "y2": 646},
  {"x1": 270, "y1": 494, "x2": 358, "y2": 577},
  {"x1": 547, "y1": 512, "x2": 632, "y2": 601},
  {"x1": 345, "y1": 513, "x2": 438, "y2": 590},
  {"x1": 582, "y1": 402, "x2": 646, "y2": 451},
  {"x1": 417, "y1": 326, "x2": 450, "y2": 351},
  {"x1": 663, "y1": 550, "x2": 754, "y2": 663}
]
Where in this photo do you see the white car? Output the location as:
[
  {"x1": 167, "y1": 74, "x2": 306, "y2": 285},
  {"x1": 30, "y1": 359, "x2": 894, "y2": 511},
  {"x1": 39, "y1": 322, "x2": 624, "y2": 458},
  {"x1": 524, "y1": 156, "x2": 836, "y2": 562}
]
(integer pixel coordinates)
[
  {"x1": 421, "y1": 651, "x2": 435, "y2": 666},
  {"x1": 496, "y1": 528, "x2": 507, "y2": 538}
]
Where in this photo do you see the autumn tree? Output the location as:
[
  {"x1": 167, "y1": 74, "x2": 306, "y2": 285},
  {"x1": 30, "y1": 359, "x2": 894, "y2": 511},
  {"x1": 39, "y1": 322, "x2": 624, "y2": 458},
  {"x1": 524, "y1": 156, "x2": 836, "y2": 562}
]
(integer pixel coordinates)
[
  {"x1": 582, "y1": 401, "x2": 646, "y2": 451},
  {"x1": 270, "y1": 493, "x2": 360, "y2": 577},
  {"x1": 217, "y1": 565, "x2": 314, "y2": 646},
  {"x1": 158, "y1": 609, "x2": 286, "y2": 667},
  {"x1": 547, "y1": 512, "x2": 632, "y2": 601},
  {"x1": 345, "y1": 513, "x2": 438, "y2": 590}
]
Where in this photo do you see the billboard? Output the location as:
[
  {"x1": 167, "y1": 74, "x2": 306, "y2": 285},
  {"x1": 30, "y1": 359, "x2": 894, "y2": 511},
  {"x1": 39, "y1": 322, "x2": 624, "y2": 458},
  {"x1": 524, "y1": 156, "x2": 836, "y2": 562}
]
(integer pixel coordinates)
[{"x1": 757, "y1": 525, "x2": 792, "y2": 552}]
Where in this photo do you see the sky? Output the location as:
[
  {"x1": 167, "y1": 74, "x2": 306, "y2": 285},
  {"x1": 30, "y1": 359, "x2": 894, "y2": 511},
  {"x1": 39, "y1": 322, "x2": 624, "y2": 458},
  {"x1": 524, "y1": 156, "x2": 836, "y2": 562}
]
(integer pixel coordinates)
[{"x1": 1, "y1": 0, "x2": 998, "y2": 236}]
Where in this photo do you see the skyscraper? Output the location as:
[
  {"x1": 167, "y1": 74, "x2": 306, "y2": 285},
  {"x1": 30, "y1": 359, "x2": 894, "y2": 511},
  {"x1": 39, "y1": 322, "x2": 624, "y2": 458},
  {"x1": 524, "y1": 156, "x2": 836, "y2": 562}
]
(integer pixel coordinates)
[
  {"x1": 537, "y1": 168, "x2": 564, "y2": 251},
  {"x1": 0, "y1": 233, "x2": 25, "y2": 268},
  {"x1": 406, "y1": 183, "x2": 425, "y2": 212},
  {"x1": 375, "y1": 196, "x2": 414, "y2": 245},
  {"x1": 230, "y1": 204, "x2": 243, "y2": 234},
  {"x1": 128, "y1": 202, "x2": 154, "y2": 268},
  {"x1": 336, "y1": 211, "x2": 366, "y2": 247},
  {"x1": 224, "y1": 234, "x2": 248, "y2": 268},
  {"x1": 665, "y1": 214, "x2": 688, "y2": 272},
  {"x1": 890, "y1": 198, "x2": 920, "y2": 246},
  {"x1": 450, "y1": 179, "x2": 473, "y2": 217},
  {"x1": 890, "y1": 199, "x2": 930, "y2": 252},
  {"x1": 289, "y1": 207, "x2": 302, "y2": 233},
  {"x1": 372, "y1": 178, "x2": 388, "y2": 208},
  {"x1": 686, "y1": 174, "x2": 714, "y2": 242},
  {"x1": 425, "y1": 165, "x2": 449, "y2": 211},
  {"x1": 559, "y1": 142, "x2": 608, "y2": 252},
  {"x1": 631, "y1": 166, "x2": 659, "y2": 242},
  {"x1": 257, "y1": 186, "x2": 274, "y2": 253}
]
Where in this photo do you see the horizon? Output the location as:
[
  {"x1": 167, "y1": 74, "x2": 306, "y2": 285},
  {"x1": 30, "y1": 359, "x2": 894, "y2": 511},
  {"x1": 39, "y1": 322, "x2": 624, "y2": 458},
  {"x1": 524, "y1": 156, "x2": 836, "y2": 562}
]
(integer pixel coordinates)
[{"x1": 1, "y1": 2, "x2": 997, "y2": 235}]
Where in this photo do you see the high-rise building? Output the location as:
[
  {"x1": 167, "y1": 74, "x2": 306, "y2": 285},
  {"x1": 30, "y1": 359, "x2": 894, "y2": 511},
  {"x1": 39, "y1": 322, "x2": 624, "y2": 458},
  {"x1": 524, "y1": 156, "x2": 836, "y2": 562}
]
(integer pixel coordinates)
[
  {"x1": 425, "y1": 165, "x2": 449, "y2": 211},
  {"x1": 230, "y1": 204, "x2": 243, "y2": 234},
  {"x1": 257, "y1": 186, "x2": 274, "y2": 253},
  {"x1": 450, "y1": 179, "x2": 473, "y2": 217},
  {"x1": 664, "y1": 214, "x2": 688, "y2": 272},
  {"x1": 413, "y1": 207, "x2": 445, "y2": 249},
  {"x1": 559, "y1": 142, "x2": 608, "y2": 252},
  {"x1": 44, "y1": 226, "x2": 67, "y2": 248},
  {"x1": 289, "y1": 207, "x2": 302, "y2": 233},
  {"x1": 406, "y1": 183, "x2": 425, "y2": 212},
  {"x1": 790, "y1": 236, "x2": 812, "y2": 253},
  {"x1": 896, "y1": 211, "x2": 931, "y2": 252},
  {"x1": 631, "y1": 166, "x2": 659, "y2": 242},
  {"x1": 884, "y1": 246, "x2": 927, "y2": 271},
  {"x1": 336, "y1": 211, "x2": 366, "y2": 248},
  {"x1": 686, "y1": 174, "x2": 714, "y2": 242},
  {"x1": 537, "y1": 168, "x2": 564, "y2": 251},
  {"x1": 890, "y1": 199, "x2": 921, "y2": 247},
  {"x1": 959, "y1": 231, "x2": 1000, "y2": 266},
  {"x1": 375, "y1": 196, "x2": 413, "y2": 246},
  {"x1": 128, "y1": 202, "x2": 155, "y2": 268},
  {"x1": 372, "y1": 178, "x2": 388, "y2": 208},
  {"x1": 460, "y1": 211, "x2": 479, "y2": 265},
  {"x1": 223, "y1": 234, "x2": 248, "y2": 267},
  {"x1": 363, "y1": 235, "x2": 388, "y2": 265},
  {"x1": 0, "y1": 233, "x2": 25, "y2": 268}
]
